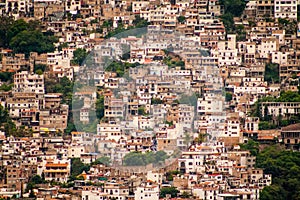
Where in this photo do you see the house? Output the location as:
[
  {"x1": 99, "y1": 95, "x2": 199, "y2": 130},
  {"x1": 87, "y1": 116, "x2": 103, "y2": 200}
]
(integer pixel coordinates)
[
  {"x1": 38, "y1": 159, "x2": 71, "y2": 182},
  {"x1": 134, "y1": 181, "x2": 159, "y2": 200},
  {"x1": 39, "y1": 104, "x2": 69, "y2": 132},
  {"x1": 146, "y1": 171, "x2": 163, "y2": 185},
  {"x1": 280, "y1": 123, "x2": 300, "y2": 149},
  {"x1": 1, "y1": 53, "x2": 28, "y2": 72},
  {"x1": 256, "y1": 0, "x2": 274, "y2": 19},
  {"x1": 216, "y1": 34, "x2": 240, "y2": 66},
  {"x1": 13, "y1": 71, "x2": 44, "y2": 95},
  {"x1": 274, "y1": 0, "x2": 297, "y2": 20},
  {"x1": 260, "y1": 102, "x2": 300, "y2": 118}
]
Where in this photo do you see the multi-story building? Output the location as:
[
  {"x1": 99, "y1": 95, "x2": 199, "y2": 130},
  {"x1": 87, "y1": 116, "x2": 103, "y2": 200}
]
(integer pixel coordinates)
[
  {"x1": 134, "y1": 182, "x2": 159, "y2": 200},
  {"x1": 261, "y1": 102, "x2": 300, "y2": 117},
  {"x1": 5, "y1": 0, "x2": 30, "y2": 17},
  {"x1": 274, "y1": 0, "x2": 297, "y2": 20},
  {"x1": 13, "y1": 71, "x2": 45, "y2": 95},
  {"x1": 38, "y1": 159, "x2": 71, "y2": 182},
  {"x1": 216, "y1": 34, "x2": 240, "y2": 66},
  {"x1": 1, "y1": 53, "x2": 28, "y2": 72},
  {"x1": 39, "y1": 104, "x2": 69, "y2": 132},
  {"x1": 280, "y1": 123, "x2": 300, "y2": 149},
  {"x1": 97, "y1": 120, "x2": 123, "y2": 141},
  {"x1": 256, "y1": 0, "x2": 274, "y2": 19}
]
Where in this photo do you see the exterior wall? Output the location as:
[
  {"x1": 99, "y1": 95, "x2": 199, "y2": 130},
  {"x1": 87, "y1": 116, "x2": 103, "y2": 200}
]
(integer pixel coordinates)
[
  {"x1": 134, "y1": 184, "x2": 159, "y2": 200},
  {"x1": 261, "y1": 102, "x2": 300, "y2": 117},
  {"x1": 274, "y1": 0, "x2": 297, "y2": 19},
  {"x1": 68, "y1": 145, "x2": 85, "y2": 158},
  {"x1": 13, "y1": 71, "x2": 44, "y2": 94}
]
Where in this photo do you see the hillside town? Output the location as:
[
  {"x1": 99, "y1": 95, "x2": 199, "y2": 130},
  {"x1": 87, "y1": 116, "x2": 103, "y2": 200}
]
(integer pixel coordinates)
[{"x1": 0, "y1": 0, "x2": 300, "y2": 199}]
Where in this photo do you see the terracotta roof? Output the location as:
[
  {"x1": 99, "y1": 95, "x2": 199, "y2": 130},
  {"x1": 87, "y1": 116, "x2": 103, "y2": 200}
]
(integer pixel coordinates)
[
  {"x1": 258, "y1": 136, "x2": 275, "y2": 140},
  {"x1": 281, "y1": 123, "x2": 300, "y2": 132},
  {"x1": 71, "y1": 132, "x2": 84, "y2": 135},
  {"x1": 45, "y1": 163, "x2": 68, "y2": 167}
]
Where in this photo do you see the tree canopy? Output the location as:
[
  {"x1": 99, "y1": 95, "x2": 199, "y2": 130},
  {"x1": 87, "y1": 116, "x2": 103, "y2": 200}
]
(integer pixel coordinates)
[
  {"x1": 0, "y1": 72, "x2": 14, "y2": 82},
  {"x1": 72, "y1": 48, "x2": 88, "y2": 65},
  {"x1": 160, "y1": 187, "x2": 179, "y2": 198},
  {"x1": 219, "y1": 0, "x2": 247, "y2": 34},
  {"x1": 132, "y1": 15, "x2": 149, "y2": 28},
  {"x1": 10, "y1": 30, "x2": 57, "y2": 57},
  {"x1": 239, "y1": 139, "x2": 259, "y2": 156},
  {"x1": 265, "y1": 63, "x2": 280, "y2": 84},
  {"x1": 70, "y1": 158, "x2": 90, "y2": 180},
  {"x1": 0, "y1": 105, "x2": 16, "y2": 136},
  {"x1": 0, "y1": 83, "x2": 13, "y2": 92},
  {"x1": 123, "y1": 151, "x2": 169, "y2": 166},
  {"x1": 45, "y1": 76, "x2": 73, "y2": 104},
  {"x1": 257, "y1": 145, "x2": 300, "y2": 200},
  {"x1": 0, "y1": 17, "x2": 57, "y2": 57},
  {"x1": 92, "y1": 156, "x2": 111, "y2": 166},
  {"x1": 177, "y1": 16, "x2": 186, "y2": 24},
  {"x1": 96, "y1": 95, "x2": 105, "y2": 120},
  {"x1": 105, "y1": 61, "x2": 139, "y2": 77}
]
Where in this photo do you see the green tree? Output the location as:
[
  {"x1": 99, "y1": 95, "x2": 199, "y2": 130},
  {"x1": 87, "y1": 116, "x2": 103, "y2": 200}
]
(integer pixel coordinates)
[
  {"x1": 93, "y1": 156, "x2": 111, "y2": 166},
  {"x1": 179, "y1": 93, "x2": 197, "y2": 107},
  {"x1": 181, "y1": 191, "x2": 191, "y2": 198},
  {"x1": 219, "y1": 0, "x2": 246, "y2": 34},
  {"x1": 30, "y1": 175, "x2": 44, "y2": 184},
  {"x1": 123, "y1": 151, "x2": 169, "y2": 166},
  {"x1": 65, "y1": 120, "x2": 76, "y2": 135},
  {"x1": 278, "y1": 91, "x2": 300, "y2": 102},
  {"x1": 102, "y1": 19, "x2": 113, "y2": 28},
  {"x1": 260, "y1": 185, "x2": 287, "y2": 200},
  {"x1": 58, "y1": 42, "x2": 69, "y2": 51},
  {"x1": 225, "y1": 92, "x2": 233, "y2": 102},
  {"x1": 34, "y1": 64, "x2": 47, "y2": 74},
  {"x1": 258, "y1": 121, "x2": 276, "y2": 130},
  {"x1": 70, "y1": 158, "x2": 90, "y2": 179},
  {"x1": 256, "y1": 145, "x2": 300, "y2": 199},
  {"x1": 160, "y1": 187, "x2": 179, "y2": 198},
  {"x1": 25, "y1": 175, "x2": 45, "y2": 193},
  {"x1": 138, "y1": 106, "x2": 146, "y2": 115},
  {"x1": 35, "y1": 69, "x2": 43, "y2": 75},
  {"x1": 123, "y1": 151, "x2": 146, "y2": 166},
  {"x1": 236, "y1": 24, "x2": 246, "y2": 41},
  {"x1": 0, "y1": 72, "x2": 14, "y2": 82},
  {"x1": 151, "y1": 98, "x2": 163, "y2": 104},
  {"x1": 132, "y1": 15, "x2": 149, "y2": 28},
  {"x1": 29, "y1": 189, "x2": 36, "y2": 198},
  {"x1": 265, "y1": 63, "x2": 280, "y2": 84},
  {"x1": 219, "y1": 0, "x2": 246, "y2": 17},
  {"x1": 154, "y1": 151, "x2": 168, "y2": 163},
  {"x1": 9, "y1": 30, "x2": 57, "y2": 57},
  {"x1": 72, "y1": 48, "x2": 88, "y2": 65},
  {"x1": 278, "y1": 18, "x2": 297, "y2": 35},
  {"x1": 7, "y1": 19, "x2": 29, "y2": 42},
  {"x1": 45, "y1": 76, "x2": 73, "y2": 104},
  {"x1": 0, "y1": 17, "x2": 43, "y2": 48},
  {"x1": 239, "y1": 139, "x2": 259, "y2": 156},
  {"x1": 0, "y1": 105, "x2": 16, "y2": 136},
  {"x1": 220, "y1": 13, "x2": 235, "y2": 33},
  {"x1": 177, "y1": 16, "x2": 186, "y2": 24},
  {"x1": 0, "y1": 16, "x2": 14, "y2": 47},
  {"x1": 96, "y1": 95, "x2": 104, "y2": 119},
  {"x1": 0, "y1": 83, "x2": 13, "y2": 91}
]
